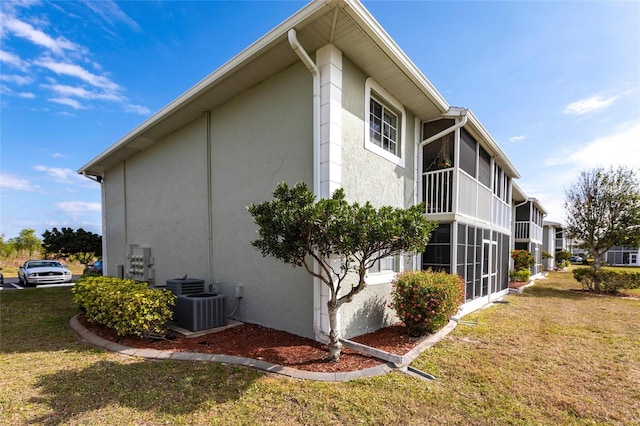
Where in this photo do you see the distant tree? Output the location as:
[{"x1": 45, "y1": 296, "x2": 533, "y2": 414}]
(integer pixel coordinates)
[
  {"x1": 0, "y1": 234, "x2": 14, "y2": 258},
  {"x1": 42, "y1": 227, "x2": 102, "y2": 266},
  {"x1": 564, "y1": 166, "x2": 640, "y2": 270},
  {"x1": 248, "y1": 182, "x2": 437, "y2": 362},
  {"x1": 10, "y1": 229, "x2": 41, "y2": 258}
]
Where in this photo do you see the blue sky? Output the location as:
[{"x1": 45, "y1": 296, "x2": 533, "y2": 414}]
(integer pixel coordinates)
[{"x1": 1, "y1": 0, "x2": 639, "y2": 240}]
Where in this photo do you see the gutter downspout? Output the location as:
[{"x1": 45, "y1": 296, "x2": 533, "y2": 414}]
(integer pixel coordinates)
[
  {"x1": 418, "y1": 109, "x2": 468, "y2": 150},
  {"x1": 288, "y1": 28, "x2": 327, "y2": 343},
  {"x1": 417, "y1": 109, "x2": 467, "y2": 284},
  {"x1": 417, "y1": 108, "x2": 468, "y2": 214},
  {"x1": 288, "y1": 28, "x2": 321, "y2": 197}
]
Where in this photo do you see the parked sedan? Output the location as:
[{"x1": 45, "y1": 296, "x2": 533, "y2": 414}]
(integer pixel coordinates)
[
  {"x1": 570, "y1": 255, "x2": 583, "y2": 263},
  {"x1": 18, "y1": 260, "x2": 73, "y2": 287},
  {"x1": 84, "y1": 259, "x2": 103, "y2": 275}
]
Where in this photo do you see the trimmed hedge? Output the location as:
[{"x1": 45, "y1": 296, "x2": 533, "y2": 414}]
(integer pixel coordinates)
[
  {"x1": 73, "y1": 276, "x2": 175, "y2": 338},
  {"x1": 391, "y1": 270, "x2": 465, "y2": 337},
  {"x1": 572, "y1": 268, "x2": 640, "y2": 293}
]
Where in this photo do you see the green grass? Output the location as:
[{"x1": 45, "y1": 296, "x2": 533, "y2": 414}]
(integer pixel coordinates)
[{"x1": 1, "y1": 273, "x2": 639, "y2": 425}]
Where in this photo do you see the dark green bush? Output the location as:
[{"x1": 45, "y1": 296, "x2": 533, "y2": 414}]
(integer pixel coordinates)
[
  {"x1": 572, "y1": 268, "x2": 640, "y2": 293},
  {"x1": 73, "y1": 276, "x2": 175, "y2": 338},
  {"x1": 391, "y1": 270, "x2": 465, "y2": 337}
]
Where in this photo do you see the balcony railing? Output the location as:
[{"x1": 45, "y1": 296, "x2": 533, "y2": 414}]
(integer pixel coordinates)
[
  {"x1": 515, "y1": 221, "x2": 543, "y2": 242},
  {"x1": 422, "y1": 168, "x2": 453, "y2": 214},
  {"x1": 422, "y1": 168, "x2": 512, "y2": 231}
]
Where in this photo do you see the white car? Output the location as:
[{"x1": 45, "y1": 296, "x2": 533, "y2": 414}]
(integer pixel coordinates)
[{"x1": 18, "y1": 260, "x2": 73, "y2": 287}]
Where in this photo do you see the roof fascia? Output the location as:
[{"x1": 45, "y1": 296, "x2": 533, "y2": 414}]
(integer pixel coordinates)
[
  {"x1": 78, "y1": 0, "x2": 334, "y2": 175},
  {"x1": 341, "y1": 0, "x2": 449, "y2": 114},
  {"x1": 466, "y1": 110, "x2": 521, "y2": 179}
]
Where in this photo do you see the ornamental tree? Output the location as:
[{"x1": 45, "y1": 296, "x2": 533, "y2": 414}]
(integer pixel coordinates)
[
  {"x1": 248, "y1": 182, "x2": 437, "y2": 362},
  {"x1": 564, "y1": 166, "x2": 640, "y2": 270}
]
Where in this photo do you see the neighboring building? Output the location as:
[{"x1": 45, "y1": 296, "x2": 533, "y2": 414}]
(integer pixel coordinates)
[
  {"x1": 79, "y1": 0, "x2": 522, "y2": 341},
  {"x1": 543, "y1": 221, "x2": 567, "y2": 269},
  {"x1": 604, "y1": 247, "x2": 640, "y2": 266},
  {"x1": 512, "y1": 183, "x2": 546, "y2": 275}
]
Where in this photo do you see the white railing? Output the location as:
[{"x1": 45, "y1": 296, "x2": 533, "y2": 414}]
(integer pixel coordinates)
[
  {"x1": 422, "y1": 168, "x2": 453, "y2": 214},
  {"x1": 422, "y1": 169, "x2": 512, "y2": 231},
  {"x1": 458, "y1": 171, "x2": 491, "y2": 222},
  {"x1": 515, "y1": 221, "x2": 543, "y2": 242},
  {"x1": 492, "y1": 197, "x2": 511, "y2": 231}
]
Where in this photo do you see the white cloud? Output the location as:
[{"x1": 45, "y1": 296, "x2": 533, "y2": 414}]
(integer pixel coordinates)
[
  {"x1": 36, "y1": 59, "x2": 120, "y2": 92},
  {"x1": 1, "y1": 4, "x2": 149, "y2": 115},
  {"x1": 560, "y1": 122, "x2": 640, "y2": 170},
  {"x1": 1, "y1": 16, "x2": 80, "y2": 55},
  {"x1": 0, "y1": 49, "x2": 29, "y2": 70},
  {"x1": 0, "y1": 172, "x2": 40, "y2": 191},
  {"x1": 1, "y1": 73, "x2": 32, "y2": 85},
  {"x1": 34, "y1": 165, "x2": 83, "y2": 183},
  {"x1": 55, "y1": 201, "x2": 101, "y2": 219},
  {"x1": 42, "y1": 83, "x2": 124, "y2": 102},
  {"x1": 124, "y1": 103, "x2": 151, "y2": 115},
  {"x1": 49, "y1": 97, "x2": 83, "y2": 109},
  {"x1": 82, "y1": 0, "x2": 141, "y2": 32},
  {"x1": 508, "y1": 135, "x2": 526, "y2": 142},
  {"x1": 563, "y1": 95, "x2": 619, "y2": 115}
]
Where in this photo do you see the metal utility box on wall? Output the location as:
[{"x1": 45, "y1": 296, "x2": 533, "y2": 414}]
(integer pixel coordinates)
[
  {"x1": 175, "y1": 293, "x2": 227, "y2": 332},
  {"x1": 128, "y1": 245, "x2": 153, "y2": 282}
]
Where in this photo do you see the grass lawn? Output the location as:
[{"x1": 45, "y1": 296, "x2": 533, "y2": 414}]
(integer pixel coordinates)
[{"x1": 1, "y1": 271, "x2": 638, "y2": 425}]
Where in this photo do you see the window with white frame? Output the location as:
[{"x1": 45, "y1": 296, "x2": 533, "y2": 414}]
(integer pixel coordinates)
[
  {"x1": 364, "y1": 78, "x2": 406, "y2": 167},
  {"x1": 366, "y1": 253, "x2": 401, "y2": 285}
]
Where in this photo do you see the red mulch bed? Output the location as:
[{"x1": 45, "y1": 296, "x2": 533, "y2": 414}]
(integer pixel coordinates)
[{"x1": 77, "y1": 315, "x2": 427, "y2": 373}]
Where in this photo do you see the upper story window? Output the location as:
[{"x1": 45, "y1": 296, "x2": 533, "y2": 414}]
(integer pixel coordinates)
[{"x1": 364, "y1": 78, "x2": 406, "y2": 167}]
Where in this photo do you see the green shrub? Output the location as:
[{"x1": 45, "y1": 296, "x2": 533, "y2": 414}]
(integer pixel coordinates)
[
  {"x1": 73, "y1": 276, "x2": 176, "y2": 338},
  {"x1": 572, "y1": 268, "x2": 640, "y2": 293},
  {"x1": 511, "y1": 250, "x2": 535, "y2": 271},
  {"x1": 509, "y1": 269, "x2": 518, "y2": 282},
  {"x1": 515, "y1": 269, "x2": 531, "y2": 282},
  {"x1": 391, "y1": 270, "x2": 465, "y2": 337}
]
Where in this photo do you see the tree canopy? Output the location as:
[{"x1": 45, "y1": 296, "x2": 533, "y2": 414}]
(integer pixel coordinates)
[
  {"x1": 9, "y1": 229, "x2": 41, "y2": 258},
  {"x1": 564, "y1": 166, "x2": 640, "y2": 269},
  {"x1": 41, "y1": 227, "x2": 102, "y2": 265},
  {"x1": 248, "y1": 182, "x2": 437, "y2": 361}
]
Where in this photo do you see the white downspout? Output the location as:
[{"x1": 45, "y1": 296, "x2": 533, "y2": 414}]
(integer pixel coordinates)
[
  {"x1": 288, "y1": 28, "x2": 321, "y2": 197},
  {"x1": 417, "y1": 108, "x2": 468, "y2": 217},
  {"x1": 418, "y1": 109, "x2": 468, "y2": 151},
  {"x1": 288, "y1": 28, "x2": 326, "y2": 343}
]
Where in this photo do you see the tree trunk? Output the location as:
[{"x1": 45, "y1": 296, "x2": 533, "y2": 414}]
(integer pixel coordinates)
[{"x1": 327, "y1": 301, "x2": 342, "y2": 362}]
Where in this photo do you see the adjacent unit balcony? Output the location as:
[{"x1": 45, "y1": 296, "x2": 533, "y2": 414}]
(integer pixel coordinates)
[
  {"x1": 515, "y1": 221, "x2": 543, "y2": 242},
  {"x1": 421, "y1": 167, "x2": 511, "y2": 232}
]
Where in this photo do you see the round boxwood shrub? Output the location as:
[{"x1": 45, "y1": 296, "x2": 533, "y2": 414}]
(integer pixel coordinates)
[{"x1": 391, "y1": 270, "x2": 465, "y2": 337}]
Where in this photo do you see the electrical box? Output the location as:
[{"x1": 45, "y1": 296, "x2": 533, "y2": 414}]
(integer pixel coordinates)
[{"x1": 127, "y1": 245, "x2": 154, "y2": 283}]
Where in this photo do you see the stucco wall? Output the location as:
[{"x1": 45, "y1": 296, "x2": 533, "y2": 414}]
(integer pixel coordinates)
[
  {"x1": 105, "y1": 117, "x2": 210, "y2": 283},
  {"x1": 103, "y1": 163, "x2": 126, "y2": 277},
  {"x1": 102, "y1": 62, "x2": 316, "y2": 339},
  {"x1": 208, "y1": 62, "x2": 315, "y2": 339},
  {"x1": 337, "y1": 55, "x2": 418, "y2": 338}
]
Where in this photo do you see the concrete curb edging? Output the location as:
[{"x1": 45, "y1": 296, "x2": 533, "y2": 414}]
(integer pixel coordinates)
[
  {"x1": 69, "y1": 315, "x2": 456, "y2": 382},
  {"x1": 341, "y1": 319, "x2": 458, "y2": 367}
]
